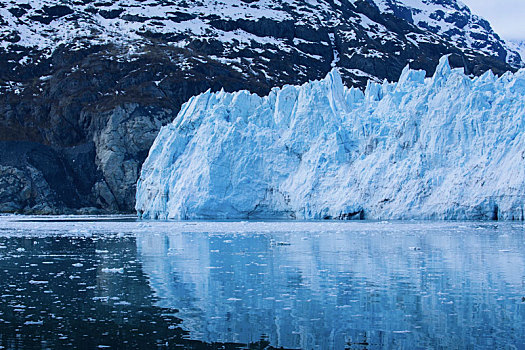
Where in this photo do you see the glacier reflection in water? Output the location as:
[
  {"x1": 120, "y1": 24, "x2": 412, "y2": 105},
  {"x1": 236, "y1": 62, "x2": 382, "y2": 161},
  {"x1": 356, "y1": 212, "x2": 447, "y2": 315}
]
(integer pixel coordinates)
[{"x1": 137, "y1": 221, "x2": 525, "y2": 349}]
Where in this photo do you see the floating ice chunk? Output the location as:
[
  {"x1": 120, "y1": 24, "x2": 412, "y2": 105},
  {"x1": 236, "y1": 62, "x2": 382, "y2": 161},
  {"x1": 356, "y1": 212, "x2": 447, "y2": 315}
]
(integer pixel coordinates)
[
  {"x1": 101, "y1": 267, "x2": 124, "y2": 274},
  {"x1": 29, "y1": 280, "x2": 48, "y2": 285}
]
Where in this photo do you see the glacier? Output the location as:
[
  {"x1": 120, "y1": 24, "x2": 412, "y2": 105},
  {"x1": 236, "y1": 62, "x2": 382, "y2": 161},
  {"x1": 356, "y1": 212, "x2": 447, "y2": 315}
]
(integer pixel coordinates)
[{"x1": 136, "y1": 56, "x2": 525, "y2": 220}]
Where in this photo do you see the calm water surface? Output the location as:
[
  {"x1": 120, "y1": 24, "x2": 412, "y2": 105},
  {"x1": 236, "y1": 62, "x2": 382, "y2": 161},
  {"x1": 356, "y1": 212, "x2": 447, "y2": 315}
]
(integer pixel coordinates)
[{"x1": 0, "y1": 217, "x2": 524, "y2": 349}]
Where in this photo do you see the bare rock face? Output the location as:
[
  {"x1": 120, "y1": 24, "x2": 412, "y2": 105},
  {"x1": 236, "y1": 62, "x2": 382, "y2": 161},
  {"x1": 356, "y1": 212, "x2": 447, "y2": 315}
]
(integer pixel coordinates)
[
  {"x1": 0, "y1": 165, "x2": 33, "y2": 213},
  {"x1": 0, "y1": 141, "x2": 101, "y2": 214},
  {"x1": 91, "y1": 104, "x2": 171, "y2": 211},
  {"x1": 0, "y1": 0, "x2": 522, "y2": 213}
]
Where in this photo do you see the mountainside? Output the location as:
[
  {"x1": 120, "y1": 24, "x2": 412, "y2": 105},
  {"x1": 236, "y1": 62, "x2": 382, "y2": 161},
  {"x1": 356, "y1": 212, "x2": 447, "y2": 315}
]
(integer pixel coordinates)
[
  {"x1": 509, "y1": 40, "x2": 525, "y2": 63},
  {"x1": 0, "y1": 0, "x2": 521, "y2": 214},
  {"x1": 136, "y1": 56, "x2": 525, "y2": 220}
]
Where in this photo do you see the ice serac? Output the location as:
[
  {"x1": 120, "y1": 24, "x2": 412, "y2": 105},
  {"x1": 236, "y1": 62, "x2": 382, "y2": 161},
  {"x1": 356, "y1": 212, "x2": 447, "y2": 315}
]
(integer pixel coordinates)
[{"x1": 136, "y1": 56, "x2": 525, "y2": 220}]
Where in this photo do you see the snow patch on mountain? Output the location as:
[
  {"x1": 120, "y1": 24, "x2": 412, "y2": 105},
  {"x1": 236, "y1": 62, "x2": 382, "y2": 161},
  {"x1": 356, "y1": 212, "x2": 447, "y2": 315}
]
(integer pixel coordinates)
[
  {"x1": 136, "y1": 56, "x2": 525, "y2": 221},
  {"x1": 0, "y1": 0, "x2": 291, "y2": 55}
]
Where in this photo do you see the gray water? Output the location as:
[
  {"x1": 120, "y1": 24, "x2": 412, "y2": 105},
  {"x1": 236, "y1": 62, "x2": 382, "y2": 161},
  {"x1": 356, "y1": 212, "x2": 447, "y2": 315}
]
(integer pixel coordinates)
[{"x1": 0, "y1": 217, "x2": 524, "y2": 349}]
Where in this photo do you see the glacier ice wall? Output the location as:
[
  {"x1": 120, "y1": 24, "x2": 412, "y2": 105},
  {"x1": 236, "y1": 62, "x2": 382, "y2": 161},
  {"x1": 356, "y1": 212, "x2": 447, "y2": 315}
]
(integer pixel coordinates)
[{"x1": 136, "y1": 56, "x2": 525, "y2": 220}]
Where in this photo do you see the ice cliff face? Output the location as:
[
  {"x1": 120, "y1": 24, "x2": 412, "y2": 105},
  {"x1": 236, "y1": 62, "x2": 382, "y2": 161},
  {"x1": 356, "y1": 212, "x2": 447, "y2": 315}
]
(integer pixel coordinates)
[
  {"x1": 1, "y1": 0, "x2": 521, "y2": 214},
  {"x1": 138, "y1": 55, "x2": 525, "y2": 220}
]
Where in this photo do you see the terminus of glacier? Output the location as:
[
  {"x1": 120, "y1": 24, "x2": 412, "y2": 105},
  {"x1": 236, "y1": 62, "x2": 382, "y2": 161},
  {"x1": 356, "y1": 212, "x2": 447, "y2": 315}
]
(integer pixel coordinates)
[{"x1": 136, "y1": 56, "x2": 525, "y2": 220}]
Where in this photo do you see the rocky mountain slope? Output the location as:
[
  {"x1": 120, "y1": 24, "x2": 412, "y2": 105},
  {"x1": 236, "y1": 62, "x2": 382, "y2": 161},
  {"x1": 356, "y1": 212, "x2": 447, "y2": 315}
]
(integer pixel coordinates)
[
  {"x1": 137, "y1": 56, "x2": 525, "y2": 220},
  {"x1": 0, "y1": 0, "x2": 521, "y2": 214}
]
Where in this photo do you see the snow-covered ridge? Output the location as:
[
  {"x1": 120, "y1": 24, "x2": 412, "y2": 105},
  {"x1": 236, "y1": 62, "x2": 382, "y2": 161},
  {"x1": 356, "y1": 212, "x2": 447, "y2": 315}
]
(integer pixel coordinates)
[
  {"x1": 0, "y1": 0, "x2": 521, "y2": 69},
  {"x1": 374, "y1": 0, "x2": 522, "y2": 67},
  {"x1": 136, "y1": 55, "x2": 525, "y2": 220}
]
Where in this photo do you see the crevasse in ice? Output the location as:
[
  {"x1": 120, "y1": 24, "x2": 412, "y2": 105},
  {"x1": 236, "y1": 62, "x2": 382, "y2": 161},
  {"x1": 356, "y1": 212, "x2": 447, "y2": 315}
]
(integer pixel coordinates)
[{"x1": 136, "y1": 56, "x2": 525, "y2": 220}]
